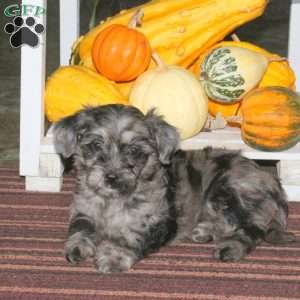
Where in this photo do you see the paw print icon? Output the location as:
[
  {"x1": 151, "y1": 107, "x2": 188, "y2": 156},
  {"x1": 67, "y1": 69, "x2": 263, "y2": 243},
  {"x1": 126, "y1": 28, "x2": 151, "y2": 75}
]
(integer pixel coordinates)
[{"x1": 4, "y1": 16, "x2": 45, "y2": 48}]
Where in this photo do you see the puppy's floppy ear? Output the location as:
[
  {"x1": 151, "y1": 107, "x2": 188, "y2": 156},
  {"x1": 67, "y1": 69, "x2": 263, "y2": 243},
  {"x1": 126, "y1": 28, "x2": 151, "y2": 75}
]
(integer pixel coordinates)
[
  {"x1": 145, "y1": 109, "x2": 179, "y2": 165},
  {"x1": 53, "y1": 114, "x2": 80, "y2": 158}
]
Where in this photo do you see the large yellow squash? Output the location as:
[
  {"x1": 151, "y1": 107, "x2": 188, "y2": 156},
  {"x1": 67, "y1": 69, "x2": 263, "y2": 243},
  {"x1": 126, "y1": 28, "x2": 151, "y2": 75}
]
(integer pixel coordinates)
[
  {"x1": 129, "y1": 55, "x2": 208, "y2": 139},
  {"x1": 45, "y1": 66, "x2": 128, "y2": 122},
  {"x1": 73, "y1": 0, "x2": 268, "y2": 71}
]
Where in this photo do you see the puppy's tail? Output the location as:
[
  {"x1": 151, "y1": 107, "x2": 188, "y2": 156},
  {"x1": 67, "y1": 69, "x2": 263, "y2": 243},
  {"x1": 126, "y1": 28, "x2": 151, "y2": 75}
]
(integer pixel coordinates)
[{"x1": 264, "y1": 229, "x2": 297, "y2": 244}]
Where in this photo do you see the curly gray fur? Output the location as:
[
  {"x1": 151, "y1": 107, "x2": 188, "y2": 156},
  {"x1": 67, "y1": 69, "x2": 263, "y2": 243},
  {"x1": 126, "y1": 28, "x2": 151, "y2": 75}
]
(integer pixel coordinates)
[{"x1": 54, "y1": 104, "x2": 295, "y2": 273}]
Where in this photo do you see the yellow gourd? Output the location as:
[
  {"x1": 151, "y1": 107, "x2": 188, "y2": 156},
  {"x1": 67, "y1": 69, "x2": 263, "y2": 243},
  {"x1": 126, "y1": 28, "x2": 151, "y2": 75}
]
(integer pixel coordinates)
[
  {"x1": 190, "y1": 40, "x2": 296, "y2": 118},
  {"x1": 45, "y1": 66, "x2": 127, "y2": 122},
  {"x1": 192, "y1": 40, "x2": 296, "y2": 91},
  {"x1": 199, "y1": 46, "x2": 271, "y2": 103},
  {"x1": 72, "y1": 0, "x2": 268, "y2": 71},
  {"x1": 129, "y1": 54, "x2": 208, "y2": 139}
]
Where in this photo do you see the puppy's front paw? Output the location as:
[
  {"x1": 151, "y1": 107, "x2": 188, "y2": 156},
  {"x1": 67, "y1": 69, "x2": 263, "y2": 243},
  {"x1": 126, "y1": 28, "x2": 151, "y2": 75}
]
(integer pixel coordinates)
[
  {"x1": 95, "y1": 242, "x2": 137, "y2": 273},
  {"x1": 65, "y1": 233, "x2": 96, "y2": 264},
  {"x1": 95, "y1": 254, "x2": 134, "y2": 273},
  {"x1": 214, "y1": 240, "x2": 246, "y2": 262},
  {"x1": 191, "y1": 222, "x2": 213, "y2": 243}
]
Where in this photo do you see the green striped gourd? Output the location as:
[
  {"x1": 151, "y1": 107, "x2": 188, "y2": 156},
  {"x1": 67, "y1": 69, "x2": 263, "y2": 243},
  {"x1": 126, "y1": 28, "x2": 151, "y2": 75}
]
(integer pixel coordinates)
[{"x1": 199, "y1": 46, "x2": 269, "y2": 103}]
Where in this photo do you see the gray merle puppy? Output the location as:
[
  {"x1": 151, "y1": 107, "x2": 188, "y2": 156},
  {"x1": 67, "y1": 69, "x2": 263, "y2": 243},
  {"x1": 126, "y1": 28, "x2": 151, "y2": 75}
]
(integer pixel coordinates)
[{"x1": 54, "y1": 104, "x2": 295, "y2": 273}]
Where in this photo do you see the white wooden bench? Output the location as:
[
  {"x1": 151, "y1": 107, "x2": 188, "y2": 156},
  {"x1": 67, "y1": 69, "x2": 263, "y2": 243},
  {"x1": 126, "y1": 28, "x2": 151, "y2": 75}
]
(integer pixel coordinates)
[{"x1": 19, "y1": 0, "x2": 300, "y2": 201}]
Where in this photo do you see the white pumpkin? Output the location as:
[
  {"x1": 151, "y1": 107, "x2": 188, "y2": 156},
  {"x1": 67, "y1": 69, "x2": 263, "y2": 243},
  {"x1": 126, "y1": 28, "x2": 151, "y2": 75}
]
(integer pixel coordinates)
[{"x1": 129, "y1": 54, "x2": 208, "y2": 139}]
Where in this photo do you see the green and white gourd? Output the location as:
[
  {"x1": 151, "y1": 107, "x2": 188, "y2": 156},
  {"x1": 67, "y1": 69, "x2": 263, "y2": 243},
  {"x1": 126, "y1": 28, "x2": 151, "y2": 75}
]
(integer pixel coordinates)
[{"x1": 199, "y1": 46, "x2": 269, "y2": 103}]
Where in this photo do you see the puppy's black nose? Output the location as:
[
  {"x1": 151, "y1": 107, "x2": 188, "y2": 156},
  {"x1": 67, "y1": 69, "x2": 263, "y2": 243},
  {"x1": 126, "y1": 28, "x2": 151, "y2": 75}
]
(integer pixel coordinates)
[{"x1": 105, "y1": 173, "x2": 118, "y2": 185}]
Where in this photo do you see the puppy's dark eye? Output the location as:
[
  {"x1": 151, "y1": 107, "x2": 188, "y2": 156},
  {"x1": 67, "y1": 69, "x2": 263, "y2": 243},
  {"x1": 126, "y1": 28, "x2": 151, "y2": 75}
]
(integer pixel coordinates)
[
  {"x1": 128, "y1": 145, "x2": 141, "y2": 156},
  {"x1": 91, "y1": 141, "x2": 102, "y2": 151}
]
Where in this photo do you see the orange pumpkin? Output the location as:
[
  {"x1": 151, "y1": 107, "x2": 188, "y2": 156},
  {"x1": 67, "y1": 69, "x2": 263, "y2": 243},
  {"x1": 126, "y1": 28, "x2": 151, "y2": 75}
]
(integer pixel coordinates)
[
  {"x1": 237, "y1": 87, "x2": 300, "y2": 151},
  {"x1": 92, "y1": 23, "x2": 151, "y2": 82}
]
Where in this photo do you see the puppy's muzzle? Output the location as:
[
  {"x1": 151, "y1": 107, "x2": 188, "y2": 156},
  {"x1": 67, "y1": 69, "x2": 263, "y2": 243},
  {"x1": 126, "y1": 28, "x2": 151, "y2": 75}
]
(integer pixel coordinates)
[{"x1": 104, "y1": 172, "x2": 133, "y2": 193}]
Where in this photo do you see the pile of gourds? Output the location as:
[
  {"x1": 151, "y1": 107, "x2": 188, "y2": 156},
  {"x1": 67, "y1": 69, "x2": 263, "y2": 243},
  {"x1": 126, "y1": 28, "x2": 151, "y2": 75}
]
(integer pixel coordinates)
[{"x1": 45, "y1": 0, "x2": 300, "y2": 151}]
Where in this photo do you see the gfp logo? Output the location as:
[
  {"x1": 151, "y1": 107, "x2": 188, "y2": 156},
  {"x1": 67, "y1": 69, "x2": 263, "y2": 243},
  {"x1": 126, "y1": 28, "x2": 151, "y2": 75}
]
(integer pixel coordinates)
[
  {"x1": 3, "y1": 4, "x2": 46, "y2": 48},
  {"x1": 4, "y1": 4, "x2": 46, "y2": 17}
]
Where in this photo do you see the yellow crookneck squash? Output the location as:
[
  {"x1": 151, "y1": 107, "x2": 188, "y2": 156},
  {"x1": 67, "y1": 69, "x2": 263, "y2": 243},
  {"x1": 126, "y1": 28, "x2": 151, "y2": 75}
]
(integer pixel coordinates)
[
  {"x1": 45, "y1": 66, "x2": 128, "y2": 123},
  {"x1": 228, "y1": 86, "x2": 300, "y2": 151},
  {"x1": 190, "y1": 41, "x2": 296, "y2": 119},
  {"x1": 71, "y1": 0, "x2": 268, "y2": 73}
]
